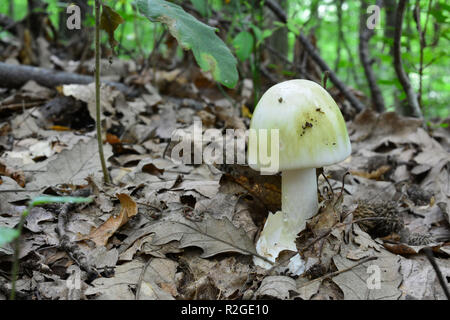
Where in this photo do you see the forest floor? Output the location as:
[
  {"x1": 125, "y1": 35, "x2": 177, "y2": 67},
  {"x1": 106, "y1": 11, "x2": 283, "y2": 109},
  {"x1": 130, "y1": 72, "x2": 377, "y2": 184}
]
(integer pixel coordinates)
[{"x1": 0, "y1": 31, "x2": 449, "y2": 300}]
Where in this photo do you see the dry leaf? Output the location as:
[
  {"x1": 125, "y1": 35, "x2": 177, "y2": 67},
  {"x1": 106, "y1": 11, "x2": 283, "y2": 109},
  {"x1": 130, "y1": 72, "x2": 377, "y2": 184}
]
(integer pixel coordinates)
[
  {"x1": 399, "y1": 255, "x2": 450, "y2": 300},
  {"x1": 255, "y1": 276, "x2": 297, "y2": 299},
  {"x1": 136, "y1": 214, "x2": 257, "y2": 258},
  {"x1": 28, "y1": 138, "x2": 112, "y2": 188},
  {"x1": 220, "y1": 164, "x2": 281, "y2": 213},
  {"x1": 100, "y1": 5, "x2": 124, "y2": 49},
  {"x1": 83, "y1": 193, "x2": 137, "y2": 246},
  {"x1": 85, "y1": 259, "x2": 174, "y2": 300},
  {"x1": 350, "y1": 165, "x2": 391, "y2": 180}
]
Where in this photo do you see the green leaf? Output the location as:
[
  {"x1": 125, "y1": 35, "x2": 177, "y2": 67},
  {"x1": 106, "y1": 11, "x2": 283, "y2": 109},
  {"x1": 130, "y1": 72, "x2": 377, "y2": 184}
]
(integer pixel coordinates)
[
  {"x1": 273, "y1": 21, "x2": 286, "y2": 28},
  {"x1": 136, "y1": 0, "x2": 238, "y2": 88},
  {"x1": 30, "y1": 196, "x2": 93, "y2": 207},
  {"x1": 100, "y1": 5, "x2": 125, "y2": 49},
  {"x1": 233, "y1": 31, "x2": 254, "y2": 61},
  {"x1": 250, "y1": 24, "x2": 262, "y2": 42},
  {"x1": 0, "y1": 227, "x2": 19, "y2": 247},
  {"x1": 286, "y1": 20, "x2": 299, "y2": 35},
  {"x1": 190, "y1": 0, "x2": 209, "y2": 17},
  {"x1": 250, "y1": 24, "x2": 274, "y2": 47},
  {"x1": 429, "y1": 8, "x2": 448, "y2": 23}
]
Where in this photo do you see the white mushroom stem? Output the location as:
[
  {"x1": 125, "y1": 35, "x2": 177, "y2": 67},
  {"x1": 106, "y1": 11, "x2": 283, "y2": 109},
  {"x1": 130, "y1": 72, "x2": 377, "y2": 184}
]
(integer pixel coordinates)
[
  {"x1": 282, "y1": 168, "x2": 318, "y2": 232},
  {"x1": 254, "y1": 168, "x2": 318, "y2": 270}
]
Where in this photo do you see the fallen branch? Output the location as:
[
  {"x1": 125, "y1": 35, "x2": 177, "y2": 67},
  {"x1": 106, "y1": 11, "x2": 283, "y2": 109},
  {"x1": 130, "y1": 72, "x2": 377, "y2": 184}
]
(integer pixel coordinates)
[
  {"x1": 0, "y1": 100, "x2": 47, "y2": 114},
  {"x1": 56, "y1": 189, "x2": 99, "y2": 281},
  {"x1": 0, "y1": 62, "x2": 135, "y2": 96},
  {"x1": 264, "y1": 0, "x2": 365, "y2": 112}
]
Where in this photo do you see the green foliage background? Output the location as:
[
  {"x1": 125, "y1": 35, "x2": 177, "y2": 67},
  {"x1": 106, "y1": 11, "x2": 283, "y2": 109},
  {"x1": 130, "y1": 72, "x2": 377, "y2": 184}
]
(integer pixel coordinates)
[{"x1": 1, "y1": 0, "x2": 448, "y2": 118}]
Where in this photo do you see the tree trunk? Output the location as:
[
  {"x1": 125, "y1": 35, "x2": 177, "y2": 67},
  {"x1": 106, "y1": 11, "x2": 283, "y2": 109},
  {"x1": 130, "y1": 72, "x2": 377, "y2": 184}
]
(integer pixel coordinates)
[
  {"x1": 359, "y1": 0, "x2": 385, "y2": 112},
  {"x1": 384, "y1": 0, "x2": 397, "y2": 52},
  {"x1": 392, "y1": 0, "x2": 423, "y2": 118},
  {"x1": 266, "y1": 0, "x2": 288, "y2": 65},
  {"x1": 265, "y1": 0, "x2": 365, "y2": 113},
  {"x1": 8, "y1": 0, "x2": 14, "y2": 18}
]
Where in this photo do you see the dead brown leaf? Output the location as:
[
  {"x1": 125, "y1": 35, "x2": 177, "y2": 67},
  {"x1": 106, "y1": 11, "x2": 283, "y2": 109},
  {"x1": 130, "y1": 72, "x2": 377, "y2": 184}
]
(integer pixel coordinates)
[
  {"x1": 350, "y1": 165, "x2": 391, "y2": 181},
  {"x1": 82, "y1": 193, "x2": 137, "y2": 246}
]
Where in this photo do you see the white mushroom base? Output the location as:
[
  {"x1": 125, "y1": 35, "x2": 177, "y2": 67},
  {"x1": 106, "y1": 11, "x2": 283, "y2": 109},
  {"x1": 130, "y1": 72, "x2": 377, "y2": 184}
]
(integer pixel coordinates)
[{"x1": 253, "y1": 168, "x2": 318, "y2": 274}]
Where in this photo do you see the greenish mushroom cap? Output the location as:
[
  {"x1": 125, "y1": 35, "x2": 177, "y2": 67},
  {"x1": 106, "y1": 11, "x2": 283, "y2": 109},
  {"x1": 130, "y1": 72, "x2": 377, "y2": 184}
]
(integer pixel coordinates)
[{"x1": 248, "y1": 79, "x2": 351, "y2": 171}]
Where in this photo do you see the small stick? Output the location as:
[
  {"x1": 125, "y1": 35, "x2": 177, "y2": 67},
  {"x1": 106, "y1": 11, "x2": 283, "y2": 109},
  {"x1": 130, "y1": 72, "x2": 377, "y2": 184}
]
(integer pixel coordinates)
[
  {"x1": 297, "y1": 256, "x2": 378, "y2": 289},
  {"x1": 135, "y1": 257, "x2": 153, "y2": 300},
  {"x1": 423, "y1": 247, "x2": 450, "y2": 300},
  {"x1": 0, "y1": 189, "x2": 41, "y2": 193},
  {"x1": 56, "y1": 189, "x2": 99, "y2": 280}
]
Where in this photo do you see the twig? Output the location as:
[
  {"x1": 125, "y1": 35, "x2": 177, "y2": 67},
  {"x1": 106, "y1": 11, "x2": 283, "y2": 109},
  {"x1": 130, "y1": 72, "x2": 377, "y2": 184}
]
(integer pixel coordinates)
[
  {"x1": 94, "y1": 0, "x2": 111, "y2": 184},
  {"x1": 135, "y1": 257, "x2": 153, "y2": 300},
  {"x1": 0, "y1": 100, "x2": 47, "y2": 113},
  {"x1": 297, "y1": 256, "x2": 378, "y2": 289},
  {"x1": 0, "y1": 189, "x2": 41, "y2": 193},
  {"x1": 10, "y1": 211, "x2": 27, "y2": 300},
  {"x1": 56, "y1": 189, "x2": 99, "y2": 280},
  {"x1": 423, "y1": 247, "x2": 450, "y2": 300}
]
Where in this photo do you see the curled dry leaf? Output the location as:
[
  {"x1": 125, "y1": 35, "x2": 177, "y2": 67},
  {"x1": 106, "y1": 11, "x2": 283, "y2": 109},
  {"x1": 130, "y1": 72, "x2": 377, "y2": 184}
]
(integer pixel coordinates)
[{"x1": 81, "y1": 193, "x2": 137, "y2": 246}]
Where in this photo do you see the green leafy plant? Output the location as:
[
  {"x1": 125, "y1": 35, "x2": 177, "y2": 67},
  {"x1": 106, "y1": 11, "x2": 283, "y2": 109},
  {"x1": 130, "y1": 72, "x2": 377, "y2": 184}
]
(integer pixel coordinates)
[
  {"x1": 0, "y1": 228, "x2": 19, "y2": 247},
  {"x1": 232, "y1": 31, "x2": 254, "y2": 62},
  {"x1": 136, "y1": 0, "x2": 238, "y2": 88},
  {"x1": 4, "y1": 195, "x2": 93, "y2": 300},
  {"x1": 190, "y1": 0, "x2": 211, "y2": 18}
]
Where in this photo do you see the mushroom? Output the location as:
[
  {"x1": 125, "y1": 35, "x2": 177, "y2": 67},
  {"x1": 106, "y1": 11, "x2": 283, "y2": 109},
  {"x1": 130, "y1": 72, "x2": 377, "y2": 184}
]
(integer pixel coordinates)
[{"x1": 248, "y1": 79, "x2": 351, "y2": 271}]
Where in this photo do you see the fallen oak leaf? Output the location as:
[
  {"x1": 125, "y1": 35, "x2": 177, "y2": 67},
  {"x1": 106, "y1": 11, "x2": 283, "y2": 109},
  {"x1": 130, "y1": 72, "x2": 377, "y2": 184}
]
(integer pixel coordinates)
[
  {"x1": 28, "y1": 138, "x2": 113, "y2": 188},
  {"x1": 130, "y1": 213, "x2": 268, "y2": 262},
  {"x1": 82, "y1": 193, "x2": 137, "y2": 246}
]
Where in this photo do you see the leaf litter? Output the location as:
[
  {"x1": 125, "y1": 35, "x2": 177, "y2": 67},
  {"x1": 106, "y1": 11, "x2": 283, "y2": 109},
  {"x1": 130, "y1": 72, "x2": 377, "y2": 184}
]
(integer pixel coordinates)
[{"x1": 1, "y1": 43, "x2": 449, "y2": 301}]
